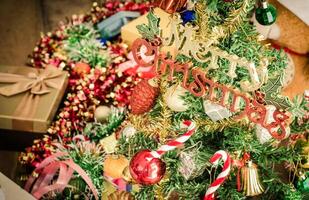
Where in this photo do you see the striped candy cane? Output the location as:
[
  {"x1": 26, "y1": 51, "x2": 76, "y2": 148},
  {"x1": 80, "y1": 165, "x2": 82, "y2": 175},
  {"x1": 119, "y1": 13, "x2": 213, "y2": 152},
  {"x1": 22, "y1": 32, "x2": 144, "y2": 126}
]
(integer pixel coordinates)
[
  {"x1": 204, "y1": 150, "x2": 231, "y2": 200},
  {"x1": 150, "y1": 120, "x2": 196, "y2": 158}
]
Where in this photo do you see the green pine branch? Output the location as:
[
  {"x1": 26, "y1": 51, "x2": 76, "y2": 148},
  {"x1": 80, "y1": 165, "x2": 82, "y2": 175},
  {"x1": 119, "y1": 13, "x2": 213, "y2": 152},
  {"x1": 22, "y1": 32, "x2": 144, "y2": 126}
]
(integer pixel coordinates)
[{"x1": 83, "y1": 107, "x2": 126, "y2": 142}]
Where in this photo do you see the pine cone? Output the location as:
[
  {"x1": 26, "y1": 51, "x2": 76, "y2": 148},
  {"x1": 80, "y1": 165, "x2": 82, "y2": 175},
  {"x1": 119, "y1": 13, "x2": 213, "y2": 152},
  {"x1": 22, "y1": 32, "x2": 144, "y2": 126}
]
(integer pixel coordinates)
[{"x1": 129, "y1": 79, "x2": 159, "y2": 115}]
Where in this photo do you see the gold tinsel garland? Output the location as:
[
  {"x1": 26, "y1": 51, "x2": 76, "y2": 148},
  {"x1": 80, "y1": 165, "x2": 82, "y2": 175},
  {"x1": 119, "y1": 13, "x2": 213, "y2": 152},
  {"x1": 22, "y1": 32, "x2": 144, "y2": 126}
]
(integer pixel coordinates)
[
  {"x1": 196, "y1": 0, "x2": 253, "y2": 45},
  {"x1": 127, "y1": 79, "x2": 175, "y2": 142},
  {"x1": 154, "y1": 172, "x2": 172, "y2": 200},
  {"x1": 195, "y1": 1, "x2": 210, "y2": 41},
  {"x1": 196, "y1": 118, "x2": 247, "y2": 133}
]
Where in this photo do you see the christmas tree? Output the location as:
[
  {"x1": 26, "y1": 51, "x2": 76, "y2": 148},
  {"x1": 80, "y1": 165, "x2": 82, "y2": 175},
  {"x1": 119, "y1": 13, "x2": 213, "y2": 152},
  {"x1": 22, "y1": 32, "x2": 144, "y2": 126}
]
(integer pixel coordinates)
[{"x1": 22, "y1": 1, "x2": 308, "y2": 199}]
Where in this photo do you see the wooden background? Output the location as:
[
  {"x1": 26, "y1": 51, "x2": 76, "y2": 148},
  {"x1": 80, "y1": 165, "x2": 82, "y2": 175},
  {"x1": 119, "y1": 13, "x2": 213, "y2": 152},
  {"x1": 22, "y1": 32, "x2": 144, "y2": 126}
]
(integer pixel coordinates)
[{"x1": 0, "y1": 0, "x2": 97, "y2": 181}]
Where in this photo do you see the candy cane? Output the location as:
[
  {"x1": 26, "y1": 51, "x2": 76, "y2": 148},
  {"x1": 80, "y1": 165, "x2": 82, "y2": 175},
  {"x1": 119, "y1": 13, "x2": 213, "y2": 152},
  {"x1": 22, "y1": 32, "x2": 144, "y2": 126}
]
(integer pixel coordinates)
[
  {"x1": 150, "y1": 120, "x2": 196, "y2": 158},
  {"x1": 204, "y1": 150, "x2": 231, "y2": 200}
]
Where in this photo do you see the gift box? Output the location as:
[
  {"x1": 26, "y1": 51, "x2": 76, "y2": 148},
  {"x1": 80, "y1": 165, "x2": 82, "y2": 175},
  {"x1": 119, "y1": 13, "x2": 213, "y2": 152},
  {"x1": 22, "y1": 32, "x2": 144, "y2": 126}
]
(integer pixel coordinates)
[
  {"x1": 97, "y1": 11, "x2": 141, "y2": 40},
  {"x1": 0, "y1": 66, "x2": 68, "y2": 133},
  {"x1": 121, "y1": 8, "x2": 177, "y2": 57},
  {"x1": 0, "y1": 172, "x2": 35, "y2": 200}
]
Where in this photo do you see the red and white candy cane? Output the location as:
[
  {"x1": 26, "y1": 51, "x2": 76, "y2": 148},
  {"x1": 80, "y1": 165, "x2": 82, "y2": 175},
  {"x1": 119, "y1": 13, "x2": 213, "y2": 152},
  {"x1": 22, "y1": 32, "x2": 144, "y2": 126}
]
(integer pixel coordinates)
[
  {"x1": 150, "y1": 120, "x2": 196, "y2": 158},
  {"x1": 204, "y1": 150, "x2": 231, "y2": 200}
]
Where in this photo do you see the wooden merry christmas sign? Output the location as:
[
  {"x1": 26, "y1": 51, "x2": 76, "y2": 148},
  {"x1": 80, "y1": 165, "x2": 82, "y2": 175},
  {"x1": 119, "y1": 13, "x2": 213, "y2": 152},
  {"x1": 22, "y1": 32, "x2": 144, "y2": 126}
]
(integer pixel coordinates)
[{"x1": 131, "y1": 38, "x2": 290, "y2": 140}]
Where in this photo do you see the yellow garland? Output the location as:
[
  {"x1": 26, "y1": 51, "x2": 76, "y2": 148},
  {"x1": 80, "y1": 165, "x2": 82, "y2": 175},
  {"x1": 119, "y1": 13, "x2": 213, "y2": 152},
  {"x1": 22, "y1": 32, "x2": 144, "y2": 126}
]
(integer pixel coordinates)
[
  {"x1": 127, "y1": 77, "x2": 249, "y2": 141},
  {"x1": 154, "y1": 172, "x2": 171, "y2": 200},
  {"x1": 195, "y1": 1, "x2": 210, "y2": 41},
  {"x1": 127, "y1": 112, "x2": 174, "y2": 142},
  {"x1": 128, "y1": 79, "x2": 175, "y2": 142},
  {"x1": 154, "y1": 184, "x2": 165, "y2": 200},
  {"x1": 196, "y1": 118, "x2": 247, "y2": 133},
  {"x1": 195, "y1": 0, "x2": 253, "y2": 44},
  {"x1": 128, "y1": 109, "x2": 247, "y2": 142}
]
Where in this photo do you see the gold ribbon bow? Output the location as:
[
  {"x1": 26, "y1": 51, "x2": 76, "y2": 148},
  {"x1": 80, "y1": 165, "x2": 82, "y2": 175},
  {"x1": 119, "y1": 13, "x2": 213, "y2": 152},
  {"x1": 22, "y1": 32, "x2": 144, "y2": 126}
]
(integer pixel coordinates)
[{"x1": 0, "y1": 66, "x2": 64, "y2": 118}]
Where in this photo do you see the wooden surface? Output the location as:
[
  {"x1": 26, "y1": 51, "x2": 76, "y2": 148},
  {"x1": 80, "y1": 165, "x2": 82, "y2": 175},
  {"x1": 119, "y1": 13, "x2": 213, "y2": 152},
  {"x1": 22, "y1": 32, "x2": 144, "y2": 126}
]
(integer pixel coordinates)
[
  {"x1": 0, "y1": 0, "x2": 43, "y2": 65},
  {"x1": 0, "y1": 0, "x2": 94, "y2": 66},
  {"x1": 0, "y1": 0, "x2": 93, "y2": 181}
]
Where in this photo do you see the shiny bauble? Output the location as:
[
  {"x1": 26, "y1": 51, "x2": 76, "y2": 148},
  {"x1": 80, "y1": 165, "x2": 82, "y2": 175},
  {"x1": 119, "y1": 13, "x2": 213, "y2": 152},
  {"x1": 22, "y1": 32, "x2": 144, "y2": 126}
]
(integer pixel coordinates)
[
  {"x1": 255, "y1": 2, "x2": 277, "y2": 26},
  {"x1": 129, "y1": 149, "x2": 166, "y2": 185},
  {"x1": 74, "y1": 62, "x2": 91, "y2": 75},
  {"x1": 103, "y1": 155, "x2": 129, "y2": 179},
  {"x1": 164, "y1": 85, "x2": 188, "y2": 112},
  {"x1": 94, "y1": 106, "x2": 111, "y2": 123},
  {"x1": 252, "y1": 13, "x2": 280, "y2": 40},
  {"x1": 180, "y1": 10, "x2": 196, "y2": 24},
  {"x1": 297, "y1": 171, "x2": 309, "y2": 192}
]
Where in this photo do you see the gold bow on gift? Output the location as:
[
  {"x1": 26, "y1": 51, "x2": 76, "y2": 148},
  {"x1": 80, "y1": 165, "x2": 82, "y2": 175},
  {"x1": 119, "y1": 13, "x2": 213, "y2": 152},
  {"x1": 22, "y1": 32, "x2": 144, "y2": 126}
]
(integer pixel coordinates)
[{"x1": 0, "y1": 66, "x2": 64, "y2": 118}]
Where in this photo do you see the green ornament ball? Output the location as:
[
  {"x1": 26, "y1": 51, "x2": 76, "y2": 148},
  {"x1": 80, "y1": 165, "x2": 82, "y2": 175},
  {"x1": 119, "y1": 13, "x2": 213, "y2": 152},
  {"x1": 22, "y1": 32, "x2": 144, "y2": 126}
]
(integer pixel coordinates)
[
  {"x1": 255, "y1": 2, "x2": 277, "y2": 26},
  {"x1": 297, "y1": 172, "x2": 309, "y2": 192}
]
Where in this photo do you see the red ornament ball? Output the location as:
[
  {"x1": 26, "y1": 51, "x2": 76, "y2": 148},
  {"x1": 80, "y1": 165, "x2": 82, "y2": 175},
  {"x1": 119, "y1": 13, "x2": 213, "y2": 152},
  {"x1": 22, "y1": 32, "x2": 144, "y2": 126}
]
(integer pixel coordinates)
[
  {"x1": 129, "y1": 149, "x2": 166, "y2": 185},
  {"x1": 74, "y1": 62, "x2": 91, "y2": 75}
]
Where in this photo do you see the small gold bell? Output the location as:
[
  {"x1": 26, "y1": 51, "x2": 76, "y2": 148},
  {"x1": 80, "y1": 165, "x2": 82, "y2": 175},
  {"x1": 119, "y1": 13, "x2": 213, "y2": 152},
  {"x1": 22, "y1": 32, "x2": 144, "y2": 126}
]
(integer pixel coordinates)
[
  {"x1": 107, "y1": 191, "x2": 134, "y2": 200},
  {"x1": 122, "y1": 166, "x2": 132, "y2": 182},
  {"x1": 241, "y1": 161, "x2": 264, "y2": 196}
]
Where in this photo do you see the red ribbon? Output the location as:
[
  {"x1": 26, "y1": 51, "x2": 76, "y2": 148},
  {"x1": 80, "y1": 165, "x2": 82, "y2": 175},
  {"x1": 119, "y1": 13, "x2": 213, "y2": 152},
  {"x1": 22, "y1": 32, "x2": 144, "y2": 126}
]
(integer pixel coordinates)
[
  {"x1": 25, "y1": 152, "x2": 99, "y2": 200},
  {"x1": 233, "y1": 152, "x2": 250, "y2": 192},
  {"x1": 118, "y1": 45, "x2": 157, "y2": 79},
  {"x1": 272, "y1": 43, "x2": 309, "y2": 57}
]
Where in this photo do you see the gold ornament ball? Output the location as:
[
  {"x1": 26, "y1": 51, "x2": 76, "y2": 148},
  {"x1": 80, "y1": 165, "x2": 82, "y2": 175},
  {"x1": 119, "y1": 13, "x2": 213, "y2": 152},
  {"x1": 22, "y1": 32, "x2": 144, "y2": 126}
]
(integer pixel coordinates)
[
  {"x1": 74, "y1": 62, "x2": 91, "y2": 75},
  {"x1": 95, "y1": 106, "x2": 111, "y2": 123},
  {"x1": 164, "y1": 84, "x2": 188, "y2": 112},
  {"x1": 103, "y1": 155, "x2": 129, "y2": 179}
]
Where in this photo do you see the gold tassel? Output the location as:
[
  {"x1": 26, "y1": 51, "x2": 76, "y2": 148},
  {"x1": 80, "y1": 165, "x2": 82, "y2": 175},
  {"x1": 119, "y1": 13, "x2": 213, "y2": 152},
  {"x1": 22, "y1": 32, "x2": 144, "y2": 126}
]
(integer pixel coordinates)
[{"x1": 241, "y1": 161, "x2": 264, "y2": 196}]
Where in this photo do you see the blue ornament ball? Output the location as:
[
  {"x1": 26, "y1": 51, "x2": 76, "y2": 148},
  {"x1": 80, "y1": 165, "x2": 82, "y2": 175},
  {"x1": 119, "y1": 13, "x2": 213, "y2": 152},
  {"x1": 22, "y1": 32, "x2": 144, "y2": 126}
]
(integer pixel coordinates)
[
  {"x1": 100, "y1": 38, "x2": 108, "y2": 45},
  {"x1": 180, "y1": 10, "x2": 196, "y2": 24}
]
